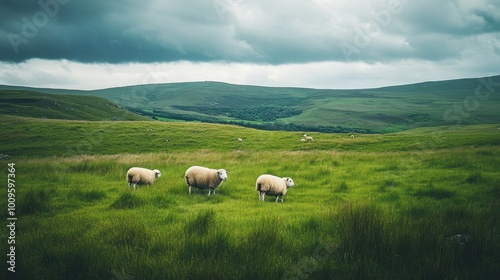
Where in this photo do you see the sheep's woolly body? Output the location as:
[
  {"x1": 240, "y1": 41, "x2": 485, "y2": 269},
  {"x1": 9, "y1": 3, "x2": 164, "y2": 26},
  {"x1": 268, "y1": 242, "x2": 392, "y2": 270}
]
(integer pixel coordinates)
[
  {"x1": 185, "y1": 166, "x2": 227, "y2": 196},
  {"x1": 256, "y1": 174, "x2": 294, "y2": 202},
  {"x1": 126, "y1": 167, "x2": 161, "y2": 190}
]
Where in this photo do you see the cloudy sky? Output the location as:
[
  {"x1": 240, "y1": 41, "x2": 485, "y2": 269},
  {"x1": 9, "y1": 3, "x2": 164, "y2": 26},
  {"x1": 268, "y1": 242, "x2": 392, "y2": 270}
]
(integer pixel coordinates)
[{"x1": 1, "y1": 0, "x2": 499, "y2": 90}]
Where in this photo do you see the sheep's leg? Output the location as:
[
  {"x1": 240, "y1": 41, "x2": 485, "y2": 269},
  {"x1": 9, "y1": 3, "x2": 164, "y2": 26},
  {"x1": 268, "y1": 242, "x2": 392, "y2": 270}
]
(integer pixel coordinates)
[
  {"x1": 208, "y1": 189, "x2": 211, "y2": 196},
  {"x1": 259, "y1": 192, "x2": 265, "y2": 201},
  {"x1": 189, "y1": 186, "x2": 192, "y2": 195},
  {"x1": 275, "y1": 196, "x2": 279, "y2": 202}
]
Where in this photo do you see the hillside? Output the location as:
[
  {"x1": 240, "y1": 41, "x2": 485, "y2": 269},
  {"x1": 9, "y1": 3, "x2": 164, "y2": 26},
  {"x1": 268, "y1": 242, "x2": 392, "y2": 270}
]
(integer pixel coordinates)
[
  {"x1": 0, "y1": 90, "x2": 149, "y2": 121},
  {"x1": 1, "y1": 114, "x2": 499, "y2": 158},
  {"x1": 1, "y1": 74, "x2": 499, "y2": 132}
]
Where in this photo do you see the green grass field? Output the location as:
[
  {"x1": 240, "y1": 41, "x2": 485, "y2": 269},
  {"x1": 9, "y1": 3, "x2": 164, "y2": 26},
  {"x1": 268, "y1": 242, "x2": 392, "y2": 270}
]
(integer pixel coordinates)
[{"x1": 1, "y1": 115, "x2": 499, "y2": 279}]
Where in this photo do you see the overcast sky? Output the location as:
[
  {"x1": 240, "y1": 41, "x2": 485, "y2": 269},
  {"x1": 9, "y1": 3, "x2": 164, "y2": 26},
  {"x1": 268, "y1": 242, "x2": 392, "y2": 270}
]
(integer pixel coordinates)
[{"x1": 1, "y1": 0, "x2": 499, "y2": 90}]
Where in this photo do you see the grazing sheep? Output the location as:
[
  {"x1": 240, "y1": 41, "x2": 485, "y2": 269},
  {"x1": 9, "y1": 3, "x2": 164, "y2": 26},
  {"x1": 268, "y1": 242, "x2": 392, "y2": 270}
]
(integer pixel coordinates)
[
  {"x1": 302, "y1": 134, "x2": 313, "y2": 141},
  {"x1": 256, "y1": 174, "x2": 295, "y2": 202},
  {"x1": 238, "y1": 138, "x2": 243, "y2": 142},
  {"x1": 350, "y1": 134, "x2": 355, "y2": 138},
  {"x1": 126, "y1": 167, "x2": 161, "y2": 190},
  {"x1": 185, "y1": 166, "x2": 228, "y2": 196}
]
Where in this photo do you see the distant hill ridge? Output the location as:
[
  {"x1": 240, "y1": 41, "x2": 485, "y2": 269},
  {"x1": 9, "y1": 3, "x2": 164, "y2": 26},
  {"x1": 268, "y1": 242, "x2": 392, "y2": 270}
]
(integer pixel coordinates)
[
  {"x1": 0, "y1": 90, "x2": 148, "y2": 121},
  {"x1": 1, "y1": 74, "x2": 499, "y2": 132}
]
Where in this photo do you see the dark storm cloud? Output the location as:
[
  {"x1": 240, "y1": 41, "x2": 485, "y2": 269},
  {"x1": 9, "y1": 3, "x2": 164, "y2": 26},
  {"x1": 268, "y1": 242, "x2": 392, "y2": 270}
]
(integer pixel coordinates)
[{"x1": 1, "y1": 0, "x2": 499, "y2": 64}]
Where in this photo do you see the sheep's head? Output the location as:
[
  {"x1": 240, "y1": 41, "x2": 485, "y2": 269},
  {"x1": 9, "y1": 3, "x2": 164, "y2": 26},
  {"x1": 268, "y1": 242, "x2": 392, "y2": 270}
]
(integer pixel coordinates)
[
  {"x1": 217, "y1": 169, "x2": 228, "y2": 181},
  {"x1": 153, "y1": 169, "x2": 161, "y2": 178},
  {"x1": 283, "y1": 177, "x2": 294, "y2": 188}
]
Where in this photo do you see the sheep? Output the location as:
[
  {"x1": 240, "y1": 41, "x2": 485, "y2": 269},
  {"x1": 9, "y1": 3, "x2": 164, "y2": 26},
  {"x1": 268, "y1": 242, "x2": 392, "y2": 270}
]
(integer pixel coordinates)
[
  {"x1": 126, "y1": 167, "x2": 161, "y2": 190},
  {"x1": 256, "y1": 174, "x2": 295, "y2": 203},
  {"x1": 350, "y1": 134, "x2": 355, "y2": 138},
  {"x1": 238, "y1": 138, "x2": 243, "y2": 142},
  {"x1": 303, "y1": 134, "x2": 313, "y2": 141},
  {"x1": 185, "y1": 166, "x2": 228, "y2": 196}
]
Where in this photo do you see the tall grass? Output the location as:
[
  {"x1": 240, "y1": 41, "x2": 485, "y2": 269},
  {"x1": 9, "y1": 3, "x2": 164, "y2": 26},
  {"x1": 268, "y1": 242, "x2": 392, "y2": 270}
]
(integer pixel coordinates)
[
  {"x1": 1, "y1": 119, "x2": 498, "y2": 279},
  {"x1": 334, "y1": 202, "x2": 499, "y2": 279}
]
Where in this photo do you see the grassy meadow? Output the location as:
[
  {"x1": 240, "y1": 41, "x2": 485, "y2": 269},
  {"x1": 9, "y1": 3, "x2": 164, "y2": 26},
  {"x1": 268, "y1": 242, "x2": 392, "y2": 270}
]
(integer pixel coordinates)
[{"x1": 1, "y1": 115, "x2": 499, "y2": 279}]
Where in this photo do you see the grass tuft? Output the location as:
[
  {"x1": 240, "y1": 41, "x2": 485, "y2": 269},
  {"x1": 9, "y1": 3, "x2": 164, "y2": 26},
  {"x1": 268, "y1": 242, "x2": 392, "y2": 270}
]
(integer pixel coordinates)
[
  {"x1": 465, "y1": 172, "x2": 482, "y2": 184},
  {"x1": 18, "y1": 188, "x2": 55, "y2": 215},
  {"x1": 184, "y1": 210, "x2": 216, "y2": 236},
  {"x1": 413, "y1": 184, "x2": 455, "y2": 200},
  {"x1": 68, "y1": 189, "x2": 107, "y2": 202},
  {"x1": 335, "y1": 181, "x2": 349, "y2": 193},
  {"x1": 337, "y1": 203, "x2": 389, "y2": 261},
  {"x1": 98, "y1": 218, "x2": 150, "y2": 250},
  {"x1": 109, "y1": 192, "x2": 144, "y2": 209}
]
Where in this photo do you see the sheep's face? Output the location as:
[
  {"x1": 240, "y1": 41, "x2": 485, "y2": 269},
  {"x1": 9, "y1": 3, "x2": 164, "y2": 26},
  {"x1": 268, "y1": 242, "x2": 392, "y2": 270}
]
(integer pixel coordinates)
[
  {"x1": 153, "y1": 169, "x2": 161, "y2": 178},
  {"x1": 284, "y1": 177, "x2": 294, "y2": 188},
  {"x1": 217, "y1": 169, "x2": 228, "y2": 181}
]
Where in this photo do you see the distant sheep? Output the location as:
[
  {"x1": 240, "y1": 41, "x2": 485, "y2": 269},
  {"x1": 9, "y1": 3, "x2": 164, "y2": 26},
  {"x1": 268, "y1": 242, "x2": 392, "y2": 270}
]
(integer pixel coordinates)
[
  {"x1": 126, "y1": 167, "x2": 161, "y2": 190},
  {"x1": 256, "y1": 174, "x2": 295, "y2": 202},
  {"x1": 238, "y1": 138, "x2": 243, "y2": 142},
  {"x1": 303, "y1": 134, "x2": 313, "y2": 141},
  {"x1": 185, "y1": 166, "x2": 228, "y2": 196},
  {"x1": 350, "y1": 134, "x2": 355, "y2": 138}
]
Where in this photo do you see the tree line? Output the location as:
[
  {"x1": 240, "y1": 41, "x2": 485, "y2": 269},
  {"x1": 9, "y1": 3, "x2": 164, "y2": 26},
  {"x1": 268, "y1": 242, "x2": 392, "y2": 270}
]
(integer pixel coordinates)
[
  {"x1": 172, "y1": 105, "x2": 302, "y2": 122},
  {"x1": 127, "y1": 107, "x2": 374, "y2": 134}
]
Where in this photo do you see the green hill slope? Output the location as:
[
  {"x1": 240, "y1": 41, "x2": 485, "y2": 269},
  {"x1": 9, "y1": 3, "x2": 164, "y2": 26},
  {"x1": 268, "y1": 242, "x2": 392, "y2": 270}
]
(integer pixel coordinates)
[
  {"x1": 0, "y1": 90, "x2": 149, "y2": 121},
  {"x1": 1, "y1": 114, "x2": 499, "y2": 158},
  {"x1": 1, "y1": 74, "x2": 499, "y2": 132}
]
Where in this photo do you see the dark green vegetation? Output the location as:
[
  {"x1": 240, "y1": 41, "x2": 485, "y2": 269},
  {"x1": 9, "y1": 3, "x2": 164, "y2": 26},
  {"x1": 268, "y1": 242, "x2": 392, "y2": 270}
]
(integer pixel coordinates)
[
  {"x1": 172, "y1": 105, "x2": 302, "y2": 121},
  {"x1": 2, "y1": 74, "x2": 499, "y2": 132},
  {"x1": 1, "y1": 114, "x2": 499, "y2": 279},
  {"x1": 0, "y1": 90, "x2": 148, "y2": 121}
]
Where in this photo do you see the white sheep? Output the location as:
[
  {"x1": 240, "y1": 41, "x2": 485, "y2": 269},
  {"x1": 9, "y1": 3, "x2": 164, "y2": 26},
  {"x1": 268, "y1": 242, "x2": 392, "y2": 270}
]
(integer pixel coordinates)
[
  {"x1": 185, "y1": 166, "x2": 228, "y2": 196},
  {"x1": 302, "y1": 134, "x2": 313, "y2": 141},
  {"x1": 256, "y1": 174, "x2": 295, "y2": 202},
  {"x1": 126, "y1": 167, "x2": 161, "y2": 190},
  {"x1": 238, "y1": 138, "x2": 243, "y2": 142},
  {"x1": 350, "y1": 134, "x2": 355, "y2": 138}
]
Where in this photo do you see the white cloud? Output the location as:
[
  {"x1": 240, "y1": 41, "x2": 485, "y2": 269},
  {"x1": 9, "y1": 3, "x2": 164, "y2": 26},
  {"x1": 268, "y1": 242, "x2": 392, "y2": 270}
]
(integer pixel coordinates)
[
  {"x1": 0, "y1": 0, "x2": 498, "y2": 89},
  {"x1": 1, "y1": 56, "x2": 498, "y2": 90}
]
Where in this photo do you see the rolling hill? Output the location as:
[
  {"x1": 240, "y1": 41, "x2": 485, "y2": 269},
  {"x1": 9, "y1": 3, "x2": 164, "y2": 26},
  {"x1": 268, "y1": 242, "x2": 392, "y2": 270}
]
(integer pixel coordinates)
[
  {"x1": 0, "y1": 90, "x2": 149, "y2": 121},
  {"x1": 1, "y1": 74, "x2": 499, "y2": 132}
]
